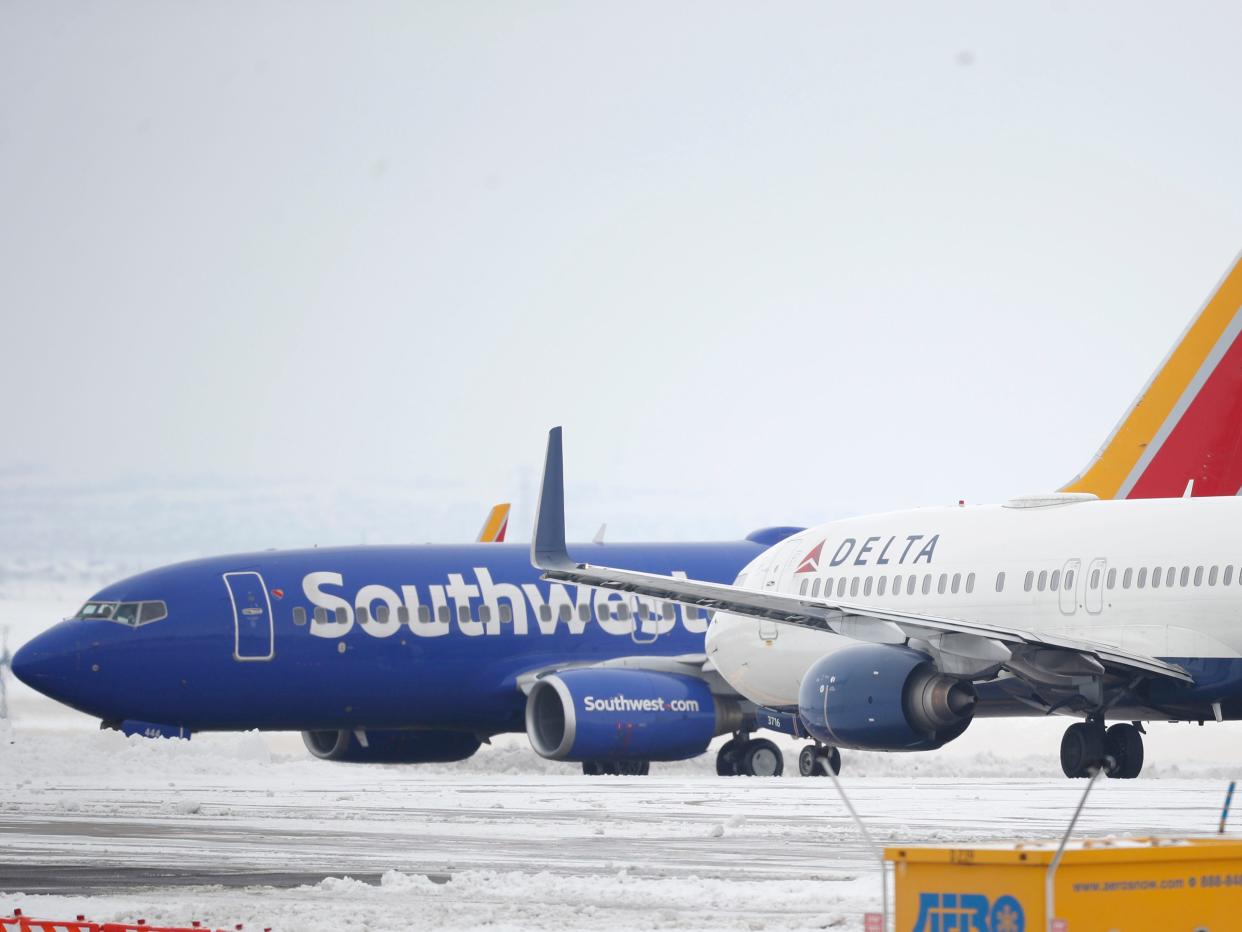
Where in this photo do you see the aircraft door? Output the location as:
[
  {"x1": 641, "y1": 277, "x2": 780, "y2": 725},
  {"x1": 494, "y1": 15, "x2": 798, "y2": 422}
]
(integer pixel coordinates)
[
  {"x1": 225, "y1": 571, "x2": 275, "y2": 661},
  {"x1": 1059, "y1": 558, "x2": 1082, "y2": 616},
  {"x1": 1084, "y1": 558, "x2": 1107, "y2": 615}
]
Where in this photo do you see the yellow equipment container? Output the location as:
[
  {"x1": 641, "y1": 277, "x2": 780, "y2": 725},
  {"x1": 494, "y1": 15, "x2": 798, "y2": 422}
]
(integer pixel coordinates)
[{"x1": 885, "y1": 837, "x2": 1242, "y2": 932}]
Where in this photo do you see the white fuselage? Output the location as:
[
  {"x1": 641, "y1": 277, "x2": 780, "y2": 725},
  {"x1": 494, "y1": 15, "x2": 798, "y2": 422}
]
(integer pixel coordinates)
[{"x1": 706, "y1": 496, "x2": 1242, "y2": 709}]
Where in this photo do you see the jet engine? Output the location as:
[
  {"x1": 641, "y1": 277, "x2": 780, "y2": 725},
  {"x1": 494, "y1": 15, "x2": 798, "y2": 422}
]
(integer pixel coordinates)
[
  {"x1": 526, "y1": 669, "x2": 745, "y2": 762},
  {"x1": 797, "y1": 644, "x2": 976, "y2": 751},
  {"x1": 302, "y1": 728, "x2": 481, "y2": 763}
]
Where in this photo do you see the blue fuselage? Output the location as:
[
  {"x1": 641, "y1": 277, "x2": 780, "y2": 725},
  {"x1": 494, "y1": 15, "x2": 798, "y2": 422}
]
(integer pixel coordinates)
[{"x1": 15, "y1": 537, "x2": 788, "y2": 734}]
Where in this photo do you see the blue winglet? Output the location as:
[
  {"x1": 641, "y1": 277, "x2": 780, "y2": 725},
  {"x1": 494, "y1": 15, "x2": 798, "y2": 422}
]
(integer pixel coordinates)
[{"x1": 532, "y1": 427, "x2": 575, "y2": 571}]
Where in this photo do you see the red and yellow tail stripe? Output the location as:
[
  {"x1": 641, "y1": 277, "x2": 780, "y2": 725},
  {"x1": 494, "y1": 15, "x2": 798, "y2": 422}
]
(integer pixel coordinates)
[
  {"x1": 1062, "y1": 251, "x2": 1242, "y2": 499},
  {"x1": 476, "y1": 503, "x2": 511, "y2": 543}
]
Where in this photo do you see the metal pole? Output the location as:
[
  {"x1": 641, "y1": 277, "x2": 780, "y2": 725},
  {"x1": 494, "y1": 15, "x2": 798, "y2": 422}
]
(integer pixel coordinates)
[
  {"x1": 0, "y1": 626, "x2": 9, "y2": 721},
  {"x1": 827, "y1": 767, "x2": 888, "y2": 932},
  {"x1": 1046, "y1": 767, "x2": 1102, "y2": 932},
  {"x1": 1220, "y1": 781, "x2": 1236, "y2": 835}
]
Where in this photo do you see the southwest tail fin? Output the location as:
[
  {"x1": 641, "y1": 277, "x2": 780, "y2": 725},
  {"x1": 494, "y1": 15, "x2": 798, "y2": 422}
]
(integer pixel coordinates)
[
  {"x1": 1062, "y1": 251, "x2": 1242, "y2": 499},
  {"x1": 476, "y1": 503, "x2": 511, "y2": 543}
]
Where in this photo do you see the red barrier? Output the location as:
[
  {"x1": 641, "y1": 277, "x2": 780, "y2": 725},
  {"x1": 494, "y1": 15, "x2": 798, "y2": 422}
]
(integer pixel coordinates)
[{"x1": 1, "y1": 915, "x2": 269, "y2": 932}]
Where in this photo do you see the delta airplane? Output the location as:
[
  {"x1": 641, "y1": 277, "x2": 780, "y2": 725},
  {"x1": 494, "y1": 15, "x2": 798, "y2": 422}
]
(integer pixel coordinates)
[
  {"x1": 15, "y1": 255, "x2": 1242, "y2": 779},
  {"x1": 529, "y1": 253, "x2": 1242, "y2": 779}
]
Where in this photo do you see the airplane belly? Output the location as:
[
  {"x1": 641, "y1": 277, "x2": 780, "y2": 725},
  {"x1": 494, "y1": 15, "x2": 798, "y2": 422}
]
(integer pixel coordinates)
[{"x1": 706, "y1": 611, "x2": 851, "y2": 708}]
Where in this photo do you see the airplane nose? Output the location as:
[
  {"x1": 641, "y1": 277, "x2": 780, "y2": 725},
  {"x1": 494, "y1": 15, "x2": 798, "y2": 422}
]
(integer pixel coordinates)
[{"x1": 11, "y1": 627, "x2": 77, "y2": 694}]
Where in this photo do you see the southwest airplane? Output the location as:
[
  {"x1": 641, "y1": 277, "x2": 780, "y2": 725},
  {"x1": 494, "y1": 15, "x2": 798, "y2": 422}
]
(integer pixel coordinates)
[
  {"x1": 528, "y1": 253, "x2": 1242, "y2": 780},
  {"x1": 15, "y1": 253, "x2": 1242, "y2": 778}
]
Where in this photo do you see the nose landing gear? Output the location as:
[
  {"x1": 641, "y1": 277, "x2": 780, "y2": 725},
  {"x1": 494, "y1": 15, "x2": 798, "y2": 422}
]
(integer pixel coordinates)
[{"x1": 1060, "y1": 719, "x2": 1144, "y2": 779}]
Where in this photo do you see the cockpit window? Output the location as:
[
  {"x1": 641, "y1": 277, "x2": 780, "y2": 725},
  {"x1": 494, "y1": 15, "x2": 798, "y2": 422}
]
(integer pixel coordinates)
[
  {"x1": 112, "y1": 603, "x2": 140, "y2": 626},
  {"x1": 77, "y1": 601, "x2": 117, "y2": 619},
  {"x1": 139, "y1": 601, "x2": 168, "y2": 624},
  {"x1": 75, "y1": 599, "x2": 168, "y2": 627}
]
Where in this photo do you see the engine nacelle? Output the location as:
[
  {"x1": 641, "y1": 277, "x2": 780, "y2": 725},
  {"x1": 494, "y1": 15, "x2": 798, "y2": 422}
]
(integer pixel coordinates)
[
  {"x1": 798, "y1": 644, "x2": 976, "y2": 751},
  {"x1": 526, "y1": 669, "x2": 743, "y2": 762},
  {"x1": 302, "y1": 728, "x2": 481, "y2": 763}
]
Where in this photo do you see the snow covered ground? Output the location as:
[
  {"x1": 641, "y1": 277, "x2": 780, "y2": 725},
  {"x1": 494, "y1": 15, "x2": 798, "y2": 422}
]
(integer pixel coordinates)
[{"x1": 3, "y1": 569, "x2": 1242, "y2": 930}]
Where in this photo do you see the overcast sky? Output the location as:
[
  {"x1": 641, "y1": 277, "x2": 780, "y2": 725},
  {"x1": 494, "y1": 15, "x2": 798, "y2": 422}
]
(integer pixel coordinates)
[{"x1": 4, "y1": 2, "x2": 1242, "y2": 553}]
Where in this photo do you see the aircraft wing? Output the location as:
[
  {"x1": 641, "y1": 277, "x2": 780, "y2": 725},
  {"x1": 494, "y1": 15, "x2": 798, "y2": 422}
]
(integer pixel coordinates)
[{"x1": 532, "y1": 428, "x2": 1192, "y2": 689}]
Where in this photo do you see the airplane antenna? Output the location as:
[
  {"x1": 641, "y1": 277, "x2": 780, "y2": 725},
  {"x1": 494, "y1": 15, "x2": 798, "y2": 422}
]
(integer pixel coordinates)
[{"x1": 593, "y1": 523, "x2": 607, "y2": 545}]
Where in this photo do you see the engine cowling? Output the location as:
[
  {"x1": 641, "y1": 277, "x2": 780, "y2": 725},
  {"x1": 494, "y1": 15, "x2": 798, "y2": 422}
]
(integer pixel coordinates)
[
  {"x1": 302, "y1": 729, "x2": 481, "y2": 763},
  {"x1": 526, "y1": 669, "x2": 744, "y2": 762},
  {"x1": 797, "y1": 644, "x2": 976, "y2": 751}
]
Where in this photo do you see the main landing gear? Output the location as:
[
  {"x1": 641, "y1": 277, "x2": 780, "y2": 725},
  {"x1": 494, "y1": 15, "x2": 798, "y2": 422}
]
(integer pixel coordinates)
[
  {"x1": 1060, "y1": 718, "x2": 1144, "y2": 779},
  {"x1": 798, "y1": 743, "x2": 842, "y2": 777},
  {"x1": 717, "y1": 735, "x2": 785, "y2": 777}
]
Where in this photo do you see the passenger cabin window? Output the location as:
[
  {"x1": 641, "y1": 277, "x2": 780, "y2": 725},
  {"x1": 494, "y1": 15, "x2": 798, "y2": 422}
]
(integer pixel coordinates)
[
  {"x1": 398, "y1": 607, "x2": 410, "y2": 625},
  {"x1": 479, "y1": 606, "x2": 492, "y2": 624},
  {"x1": 800, "y1": 579, "x2": 808, "y2": 596},
  {"x1": 811, "y1": 579, "x2": 821, "y2": 598},
  {"x1": 539, "y1": 605, "x2": 553, "y2": 622},
  {"x1": 1107, "y1": 569, "x2": 1117, "y2": 589},
  {"x1": 335, "y1": 606, "x2": 349, "y2": 625},
  {"x1": 850, "y1": 577, "x2": 860, "y2": 597},
  {"x1": 1037, "y1": 570, "x2": 1048, "y2": 592},
  {"x1": 838, "y1": 578, "x2": 848, "y2": 597},
  {"x1": 1089, "y1": 569, "x2": 1100, "y2": 589},
  {"x1": 1210, "y1": 566, "x2": 1220, "y2": 586},
  {"x1": 1194, "y1": 566, "x2": 1205, "y2": 586},
  {"x1": 375, "y1": 605, "x2": 390, "y2": 624},
  {"x1": 892, "y1": 575, "x2": 902, "y2": 595},
  {"x1": 314, "y1": 606, "x2": 328, "y2": 625},
  {"x1": 559, "y1": 605, "x2": 572, "y2": 622},
  {"x1": 1024, "y1": 571, "x2": 1034, "y2": 593},
  {"x1": 1136, "y1": 568, "x2": 1147, "y2": 589},
  {"x1": 1152, "y1": 567, "x2": 1162, "y2": 589},
  {"x1": 877, "y1": 576, "x2": 888, "y2": 596},
  {"x1": 907, "y1": 575, "x2": 917, "y2": 595},
  {"x1": 863, "y1": 577, "x2": 873, "y2": 596},
  {"x1": 582, "y1": 604, "x2": 593, "y2": 622},
  {"x1": 951, "y1": 573, "x2": 961, "y2": 594},
  {"x1": 419, "y1": 605, "x2": 433, "y2": 624},
  {"x1": 921, "y1": 575, "x2": 932, "y2": 595},
  {"x1": 598, "y1": 604, "x2": 611, "y2": 621},
  {"x1": 438, "y1": 606, "x2": 451, "y2": 624},
  {"x1": 1122, "y1": 568, "x2": 1133, "y2": 590},
  {"x1": 1165, "y1": 567, "x2": 1175, "y2": 587},
  {"x1": 996, "y1": 572, "x2": 1006, "y2": 593},
  {"x1": 1064, "y1": 570, "x2": 1074, "y2": 590},
  {"x1": 293, "y1": 606, "x2": 307, "y2": 626},
  {"x1": 966, "y1": 572, "x2": 976, "y2": 594},
  {"x1": 937, "y1": 574, "x2": 947, "y2": 595},
  {"x1": 1049, "y1": 570, "x2": 1060, "y2": 592},
  {"x1": 616, "y1": 603, "x2": 631, "y2": 621},
  {"x1": 1226, "y1": 566, "x2": 1235, "y2": 586},
  {"x1": 1180, "y1": 567, "x2": 1190, "y2": 587}
]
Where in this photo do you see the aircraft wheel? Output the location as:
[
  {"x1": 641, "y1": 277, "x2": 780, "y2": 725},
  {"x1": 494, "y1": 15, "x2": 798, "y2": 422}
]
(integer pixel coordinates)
[
  {"x1": 1060, "y1": 721, "x2": 1105, "y2": 778},
  {"x1": 716, "y1": 739, "x2": 742, "y2": 776},
  {"x1": 798, "y1": 744, "x2": 841, "y2": 777},
  {"x1": 1105, "y1": 723, "x2": 1144, "y2": 779},
  {"x1": 740, "y1": 738, "x2": 784, "y2": 777}
]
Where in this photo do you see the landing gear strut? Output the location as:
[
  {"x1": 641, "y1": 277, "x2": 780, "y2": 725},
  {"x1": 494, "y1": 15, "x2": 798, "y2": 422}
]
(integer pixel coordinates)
[
  {"x1": 798, "y1": 743, "x2": 841, "y2": 777},
  {"x1": 1060, "y1": 719, "x2": 1144, "y2": 779},
  {"x1": 716, "y1": 735, "x2": 785, "y2": 777}
]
